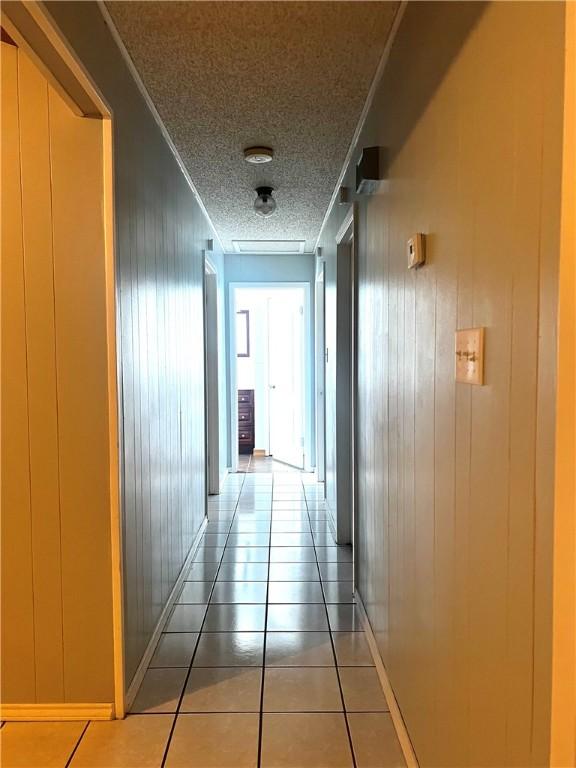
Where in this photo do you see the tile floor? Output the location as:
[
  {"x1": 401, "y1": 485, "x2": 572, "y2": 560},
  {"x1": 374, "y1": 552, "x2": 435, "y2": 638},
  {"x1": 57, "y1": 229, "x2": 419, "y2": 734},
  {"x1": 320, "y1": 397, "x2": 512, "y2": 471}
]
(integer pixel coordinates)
[{"x1": 0, "y1": 468, "x2": 406, "y2": 768}]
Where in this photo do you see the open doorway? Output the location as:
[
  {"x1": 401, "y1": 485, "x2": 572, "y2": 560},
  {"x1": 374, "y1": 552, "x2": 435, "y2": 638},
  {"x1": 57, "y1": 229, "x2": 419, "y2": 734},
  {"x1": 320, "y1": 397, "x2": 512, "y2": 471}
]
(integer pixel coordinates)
[
  {"x1": 230, "y1": 284, "x2": 311, "y2": 471},
  {"x1": 204, "y1": 257, "x2": 220, "y2": 494},
  {"x1": 315, "y1": 261, "x2": 326, "y2": 483}
]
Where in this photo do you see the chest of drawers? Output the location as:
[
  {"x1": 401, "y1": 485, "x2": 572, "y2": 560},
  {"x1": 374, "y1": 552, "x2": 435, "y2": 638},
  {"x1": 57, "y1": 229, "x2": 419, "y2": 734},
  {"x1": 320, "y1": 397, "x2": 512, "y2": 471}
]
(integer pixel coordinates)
[{"x1": 238, "y1": 389, "x2": 254, "y2": 454}]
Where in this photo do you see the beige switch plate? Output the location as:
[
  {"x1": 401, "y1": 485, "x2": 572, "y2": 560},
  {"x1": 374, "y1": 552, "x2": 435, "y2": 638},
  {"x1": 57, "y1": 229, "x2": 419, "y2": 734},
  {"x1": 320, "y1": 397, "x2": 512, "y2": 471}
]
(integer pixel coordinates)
[{"x1": 455, "y1": 327, "x2": 484, "y2": 385}]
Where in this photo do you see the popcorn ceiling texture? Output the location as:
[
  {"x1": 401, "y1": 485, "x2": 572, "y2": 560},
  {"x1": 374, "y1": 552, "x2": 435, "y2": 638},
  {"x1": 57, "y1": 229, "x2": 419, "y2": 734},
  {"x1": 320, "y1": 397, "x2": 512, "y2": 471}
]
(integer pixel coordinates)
[{"x1": 106, "y1": 1, "x2": 398, "y2": 252}]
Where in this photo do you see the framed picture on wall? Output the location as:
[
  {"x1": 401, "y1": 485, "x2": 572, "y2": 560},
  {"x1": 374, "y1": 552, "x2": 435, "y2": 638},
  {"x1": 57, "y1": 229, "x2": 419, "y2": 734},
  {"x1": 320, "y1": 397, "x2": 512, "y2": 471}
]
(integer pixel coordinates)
[{"x1": 236, "y1": 310, "x2": 250, "y2": 357}]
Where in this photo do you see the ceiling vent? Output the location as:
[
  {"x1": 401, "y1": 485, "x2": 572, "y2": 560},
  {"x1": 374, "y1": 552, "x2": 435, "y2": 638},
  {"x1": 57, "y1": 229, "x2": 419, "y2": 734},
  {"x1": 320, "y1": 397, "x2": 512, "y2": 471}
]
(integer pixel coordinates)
[{"x1": 231, "y1": 240, "x2": 306, "y2": 255}]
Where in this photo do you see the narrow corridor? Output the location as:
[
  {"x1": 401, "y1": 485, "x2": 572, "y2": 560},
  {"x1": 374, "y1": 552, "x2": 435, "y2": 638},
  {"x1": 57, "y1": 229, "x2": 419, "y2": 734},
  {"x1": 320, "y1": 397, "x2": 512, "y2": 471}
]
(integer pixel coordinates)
[{"x1": 0, "y1": 468, "x2": 405, "y2": 767}]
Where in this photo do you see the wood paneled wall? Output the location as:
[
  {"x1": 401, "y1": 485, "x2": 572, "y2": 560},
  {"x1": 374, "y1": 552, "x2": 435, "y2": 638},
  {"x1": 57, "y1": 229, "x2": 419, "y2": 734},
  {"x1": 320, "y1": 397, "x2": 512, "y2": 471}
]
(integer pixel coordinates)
[
  {"x1": 319, "y1": 3, "x2": 565, "y2": 765},
  {"x1": 47, "y1": 1, "x2": 214, "y2": 686},
  {"x1": 1, "y1": 41, "x2": 114, "y2": 704}
]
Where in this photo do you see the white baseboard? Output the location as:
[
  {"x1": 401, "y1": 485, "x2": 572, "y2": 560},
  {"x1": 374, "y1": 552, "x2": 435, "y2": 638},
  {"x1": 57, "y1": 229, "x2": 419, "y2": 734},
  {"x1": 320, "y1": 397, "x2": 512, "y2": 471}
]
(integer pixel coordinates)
[
  {"x1": 0, "y1": 703, "x2": 114, "y2": 721},
  {"x1": 354, "y1": 590, "x2": 419, "y2": 768},
  {"x1": 124, "y1": 517, "x2": 208, "y2": 711}
]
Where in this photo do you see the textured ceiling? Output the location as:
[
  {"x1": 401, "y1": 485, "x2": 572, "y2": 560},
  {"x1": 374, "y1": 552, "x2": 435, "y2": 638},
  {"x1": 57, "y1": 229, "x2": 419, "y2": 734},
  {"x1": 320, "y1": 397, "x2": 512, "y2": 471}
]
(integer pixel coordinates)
[{"x1": 106, "y1": 1, "x2": 399, "y2": 252}]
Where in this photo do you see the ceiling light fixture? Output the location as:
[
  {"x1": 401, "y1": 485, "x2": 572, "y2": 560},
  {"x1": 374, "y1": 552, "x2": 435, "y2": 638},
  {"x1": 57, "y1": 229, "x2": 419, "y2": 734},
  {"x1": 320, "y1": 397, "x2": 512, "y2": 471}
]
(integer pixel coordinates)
[
  {"x1": 244, "y1": 146, "x2": 274, "y2": 164},
  {"x1": 254, "y1": 186, "x2": 276, "y2": 217}
]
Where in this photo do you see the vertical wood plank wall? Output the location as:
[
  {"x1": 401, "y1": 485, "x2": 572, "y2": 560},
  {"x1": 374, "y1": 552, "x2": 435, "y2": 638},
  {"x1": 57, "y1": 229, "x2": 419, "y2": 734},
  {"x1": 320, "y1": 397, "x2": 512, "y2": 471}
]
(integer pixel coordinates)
[
  {"x1": 47, "y1": 1, "x2": 216, "y2": 686},
  {"x1": 1, "y1": 41, "x2": 115, "y2": 704},
  {"x1": 319, "y1": 3, "x2": 565, "y2": 766}
]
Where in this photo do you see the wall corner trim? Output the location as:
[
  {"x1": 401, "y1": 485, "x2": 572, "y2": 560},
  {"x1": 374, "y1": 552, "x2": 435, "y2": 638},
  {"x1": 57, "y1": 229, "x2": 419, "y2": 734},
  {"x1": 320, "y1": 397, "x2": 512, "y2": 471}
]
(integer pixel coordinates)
[
  {"x1": 355, "y1": 591, "x2": 420, "y2": 768},
  {"x1": 0, "y1": 703, "x2": 114, "y2": 721}
]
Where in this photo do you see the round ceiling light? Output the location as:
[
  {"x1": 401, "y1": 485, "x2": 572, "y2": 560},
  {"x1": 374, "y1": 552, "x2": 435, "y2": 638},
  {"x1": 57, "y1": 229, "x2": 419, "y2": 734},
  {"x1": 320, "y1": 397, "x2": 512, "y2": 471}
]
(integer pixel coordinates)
[
  {"x1": 244, "y1": 146, "x2": 274, "y2": 164},
  {"x1": 254, "y1": 186, "x2": 276, "y2": 217}
]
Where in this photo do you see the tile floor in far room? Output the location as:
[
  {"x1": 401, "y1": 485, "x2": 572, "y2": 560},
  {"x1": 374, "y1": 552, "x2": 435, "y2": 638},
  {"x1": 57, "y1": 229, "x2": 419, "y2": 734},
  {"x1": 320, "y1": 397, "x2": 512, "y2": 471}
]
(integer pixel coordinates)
[{"x1": 0, "y1": 467, "x2": 406, "y2": 768}]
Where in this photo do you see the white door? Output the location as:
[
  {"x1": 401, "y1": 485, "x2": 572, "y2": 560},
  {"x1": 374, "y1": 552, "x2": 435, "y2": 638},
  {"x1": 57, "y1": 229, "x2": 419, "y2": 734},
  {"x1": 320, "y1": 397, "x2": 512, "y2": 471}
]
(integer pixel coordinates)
[{"x1": 267, "y1": 290, "x2": 305, "y2": 468}]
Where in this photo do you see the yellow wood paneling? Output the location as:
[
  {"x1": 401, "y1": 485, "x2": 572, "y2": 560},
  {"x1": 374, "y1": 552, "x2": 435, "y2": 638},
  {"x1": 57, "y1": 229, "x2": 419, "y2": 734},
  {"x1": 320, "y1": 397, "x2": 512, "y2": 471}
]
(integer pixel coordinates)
[
  {"x1": 17, "y1": 46, "x2": 65, "y2": 704},
  {"x1": 0, "y1": 40, "x2": 37, "y2": 704},
  {"x1": 48, "y1": 84, "x2": 114, "y2": 703},
  {"x1": 1, "y1": 42, "x2": 114, "y2": 706},
  {"x1": 550, "y1": 4, "x2": 576, "y2": 765},
  {"x1": 320, "y1": 3, "x2": 565, "y2": 766}
]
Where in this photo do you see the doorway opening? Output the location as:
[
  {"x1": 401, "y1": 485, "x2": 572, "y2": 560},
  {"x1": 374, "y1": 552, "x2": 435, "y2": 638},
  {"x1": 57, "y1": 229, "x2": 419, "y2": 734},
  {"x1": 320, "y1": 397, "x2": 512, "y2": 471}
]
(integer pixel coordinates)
[
  {"x1": 229, "y1": 284, "x2": 312, "y2": 472},
  {"x1": 204, "y1": 257, "x2": 220, "y2": 495}
]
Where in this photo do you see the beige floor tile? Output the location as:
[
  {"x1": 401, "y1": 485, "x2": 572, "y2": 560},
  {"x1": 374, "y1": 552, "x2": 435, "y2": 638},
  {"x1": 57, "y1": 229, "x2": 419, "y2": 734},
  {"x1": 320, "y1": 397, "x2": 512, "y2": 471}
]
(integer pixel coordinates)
[
  {"x1": 348, "y1": 713, "x2": 406, "y2": 767},
  {"x1": 131, "y1": 668, "x2": 187, "y2": 713},
  {"x1": 322, "y1": 582, "x2": 355, "y2": 604},
  {"x1": 166, "y1": 604, "x2": 206, "y2": 632},
  {"x1": 265, "y1": 631, "x2": 335, "y2": 666},
  {"x1": 339, "y1": 668, "x2": 389, "y2": 712},
  {"x1": 264, "y1": 667, "x2": 341, "y2": 711},
  {"x1": 181, "y1": 667, "x2": 262, "y2": 712},
  {"x1": 268, "y1": 581, "x2": 324, "y2": 603},
  {"x1": 203, "y1": 603, "x2": 266, "y2": 631},
  {"x1": 70, "y1": 715, "x2": 172, "y2": 767},
  {"x1": 193, "y1": 547, "x2": 225, "y2": 563},
  {"x1": 315, "y1": 547, "x2": 353, "y2": 563},
  {"x1": 261, "y1": 713, "x2": 353, "y2": 767},
  {"x1": 320, "y1": 562, "x2": 354, "y2": 581},
  {"x1": 268, "y1": 562, "x2": 320, "y2": 581},
  {"x1": 177, "y1": 581, "x2": 213, "y2": 603},
  {"x1": 165, "y1": 714, "x2": 259, "y2": 768},
  {"x1": 269, "y1": 547, "x2": 317, "y2": 563},
  {"x1": 332, "y1": 632, "x2": 374, "y2": 666},
  {"x1": 1, "y1": 722, "x2": 86, "y2": 768},
  {"x1": 186, "y1": 562, "x2": 219, "y2": 581},
  {"x1": 210, "y1": 581, "x2": 267, "y2": 603},
  {"x1": 267, "y1": 603, "x2": 329, "y2": 631},
  {"x1": 150, "y1": 633, "x2": 199, "y2": 667},
  {"x1": 193, "y1": 631, "x2": 264, "y2": 666},
  {"x1": 222, "y1": 547, "x2": 269, "y2": 563},
  {"x1": 327, "y1": 605, "x2": 364, "y2": 631},
  {"x1": 217, "y1": 562, "x2": 269, "y2": 581}
]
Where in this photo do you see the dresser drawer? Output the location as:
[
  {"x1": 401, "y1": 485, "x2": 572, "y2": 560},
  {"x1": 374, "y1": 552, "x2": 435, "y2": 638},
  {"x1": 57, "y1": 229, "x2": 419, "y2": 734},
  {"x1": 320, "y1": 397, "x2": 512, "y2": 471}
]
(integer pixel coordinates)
[
  {"x1": 238, "y1": 409, "x2": 253, "y2": 426},
  {"x1": 239, "y1": 427, "x2": 254, "y2": 442},
  {"x1": 238, "y1": 390, "x2": 254, "y2": 405}
]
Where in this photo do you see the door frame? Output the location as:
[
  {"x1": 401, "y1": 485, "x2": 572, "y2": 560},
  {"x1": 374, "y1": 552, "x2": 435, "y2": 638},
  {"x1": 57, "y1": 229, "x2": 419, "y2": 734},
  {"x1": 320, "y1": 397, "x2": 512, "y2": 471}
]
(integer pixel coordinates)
[
  {"x1": 204, "y1": 256, "x2": 220, "y2": 495},
  {"x1": 1, "y1": 1, "x2": 125, "y2": 718},
  {"x1": 228, "y1": 282, "x2": 313, "y2": 471},
  {"x1": 333, "y1": 205, "x2": 357, "y2": 548},
  {"x1": 315, "y1": 258, "x2": 326, "y2": 483}
]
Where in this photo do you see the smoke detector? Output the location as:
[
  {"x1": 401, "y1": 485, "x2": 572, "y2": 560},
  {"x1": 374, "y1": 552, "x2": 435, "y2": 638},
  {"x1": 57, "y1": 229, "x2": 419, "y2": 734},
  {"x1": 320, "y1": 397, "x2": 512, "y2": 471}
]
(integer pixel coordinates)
[
  {"x1": 254, "y1": 186, "x2": 276, "y2": 217},
  {"x1": 244, "y1": 146, "x2": 274, "y2": 164}
]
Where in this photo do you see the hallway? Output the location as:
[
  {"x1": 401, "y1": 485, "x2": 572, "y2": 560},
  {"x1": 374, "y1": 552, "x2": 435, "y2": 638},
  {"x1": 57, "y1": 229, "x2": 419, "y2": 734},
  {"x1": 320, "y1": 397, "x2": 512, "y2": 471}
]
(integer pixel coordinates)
[
  {"x1": 1, "y1": 2, "x2": 574, "y2": 766},
  {"x1": 1, "y1": 469, "x2": 405, "y2": 767}
]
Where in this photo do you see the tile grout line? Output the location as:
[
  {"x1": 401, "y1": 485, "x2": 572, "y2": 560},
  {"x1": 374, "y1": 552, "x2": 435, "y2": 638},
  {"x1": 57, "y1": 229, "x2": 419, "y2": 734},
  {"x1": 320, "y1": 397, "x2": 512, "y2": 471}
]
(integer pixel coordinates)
[
  {"x1": 306, "y1": 483, "x2": 358, "y2": 768},
  {"x1": 159, "y1": 473, "x2": 246, "y2": 767},
  {"x1": 63, "y1": 720, "x2": 91, "y2": 767},
  {"x1": 256, "y1": 470, "x2": 274, "y2": 768}
]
